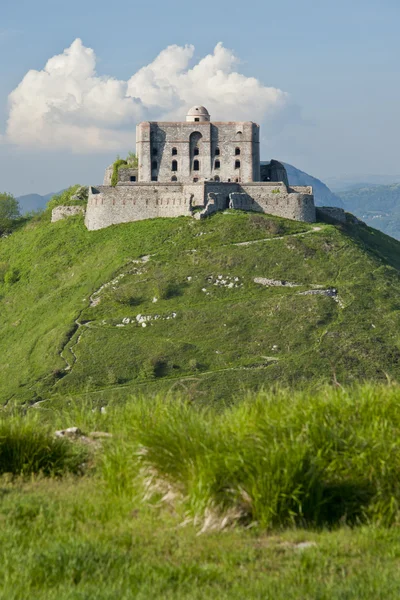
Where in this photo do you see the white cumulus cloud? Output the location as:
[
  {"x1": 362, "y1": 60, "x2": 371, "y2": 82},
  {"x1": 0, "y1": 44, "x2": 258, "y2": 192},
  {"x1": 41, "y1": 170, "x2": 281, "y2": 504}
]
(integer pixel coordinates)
[{"x1": 4, "y1": 38, "x2": 291, "y2": 153}]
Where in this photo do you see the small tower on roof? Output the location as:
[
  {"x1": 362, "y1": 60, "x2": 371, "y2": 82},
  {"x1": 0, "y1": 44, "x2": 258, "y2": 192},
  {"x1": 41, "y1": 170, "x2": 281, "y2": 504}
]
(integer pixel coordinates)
[{"x1": 186, "y1": 105, "x2": 210, "y2": 123}]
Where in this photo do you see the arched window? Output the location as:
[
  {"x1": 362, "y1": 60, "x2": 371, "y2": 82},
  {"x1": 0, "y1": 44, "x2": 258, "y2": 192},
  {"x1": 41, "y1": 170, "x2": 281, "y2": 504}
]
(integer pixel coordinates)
[
  {"x1": 171, "y1": 176, "x2": 177, "y2": 182},
  {"x1": 214, "y1": 175, "x2": 220, "y2": 182},
  {"x1": 215, "y1": 160, "x2": 220, "y2": 169},
  {"x1": 215, "y1": 147, "x2": 220, "y2": 156},
  {"x1": 235, "y1": 147, "x2": 241, "y2": 155},
  {"x1": 152, "y1": 147, "x2": 158, "y2": 156},
  {"x1": 194, "y1": 147, "x2": 199, "y2": 156},
  {"x1": 172, "y1": 160, "x2": 178, "y2": 172},
  {"x1": 172, "y1": 147, "x2": 177, "y2": 155},
  {"x1": 152, "y1": 160, "x2": 157, "y2": 170},
  {"x1": 235, "y1": 160, "x2": 240, "y2": 169},
  {"x1": 193, "y1": 177, "x2": 199, "y2": 182},
  {"x1": 193, "y1": 160, "x2": 200, "y2": 171}
]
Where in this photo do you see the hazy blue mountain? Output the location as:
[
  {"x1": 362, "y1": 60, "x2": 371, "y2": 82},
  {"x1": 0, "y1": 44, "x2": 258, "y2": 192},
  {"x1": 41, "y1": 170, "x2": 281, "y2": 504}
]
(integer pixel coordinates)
[
  {"x1": 338, "y1": 183, "x2": 400, "y2": 240},
  {"x1": 17, "y1": 191, "x2": 60, "y2": 214},
  {"x1": 325, "y1": 174, "x2": 400, "y2": 192}
]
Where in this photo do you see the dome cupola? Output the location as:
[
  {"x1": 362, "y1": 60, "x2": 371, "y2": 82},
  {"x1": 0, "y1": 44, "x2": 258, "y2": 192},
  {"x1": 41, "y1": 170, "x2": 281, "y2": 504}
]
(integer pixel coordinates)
[{"x1": 186, "y1": 106, "x2": 210, "y2": 123}]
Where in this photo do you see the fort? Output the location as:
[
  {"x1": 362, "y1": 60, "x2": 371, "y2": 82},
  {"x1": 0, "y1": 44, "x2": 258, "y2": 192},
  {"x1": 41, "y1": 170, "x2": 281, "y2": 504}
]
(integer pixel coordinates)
[{"x1": 81, "y1": 106, "x2": 316, "y2": 230}]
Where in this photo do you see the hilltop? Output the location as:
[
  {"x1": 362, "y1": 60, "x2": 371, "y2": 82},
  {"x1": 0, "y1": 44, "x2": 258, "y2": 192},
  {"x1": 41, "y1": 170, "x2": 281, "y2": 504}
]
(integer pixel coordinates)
[{"x1": 1, "y1": 194, "x2": 400, "y2": 406}]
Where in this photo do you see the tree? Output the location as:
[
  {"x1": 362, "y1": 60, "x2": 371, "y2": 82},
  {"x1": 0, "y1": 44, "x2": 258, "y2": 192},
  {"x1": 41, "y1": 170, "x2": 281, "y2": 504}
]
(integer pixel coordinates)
[{"x1": 0, "y1": 192, "x2": 20, "y2": 234}]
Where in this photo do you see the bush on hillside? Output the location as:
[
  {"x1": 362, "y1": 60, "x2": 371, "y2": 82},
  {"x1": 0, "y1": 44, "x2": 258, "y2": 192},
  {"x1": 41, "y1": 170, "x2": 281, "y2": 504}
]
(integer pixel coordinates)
[{"x1": 0, "y1": 192, "x2": 20, "y2": 235}]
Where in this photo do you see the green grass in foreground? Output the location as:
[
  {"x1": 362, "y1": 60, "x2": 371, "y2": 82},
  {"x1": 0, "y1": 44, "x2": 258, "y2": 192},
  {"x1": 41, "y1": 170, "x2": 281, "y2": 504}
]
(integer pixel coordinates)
[{"x1": 2, "y1": 384, "x2": 400, "y2": 597}]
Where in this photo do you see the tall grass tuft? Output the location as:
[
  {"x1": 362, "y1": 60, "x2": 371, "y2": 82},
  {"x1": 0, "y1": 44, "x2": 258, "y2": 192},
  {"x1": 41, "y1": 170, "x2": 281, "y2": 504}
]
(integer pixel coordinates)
[
  {"x1": 99, "y1": 385, "x2": 400, "y2": 529},
  {"x1": 0, "y1": 414, "x2": 87, "y2": 476}
]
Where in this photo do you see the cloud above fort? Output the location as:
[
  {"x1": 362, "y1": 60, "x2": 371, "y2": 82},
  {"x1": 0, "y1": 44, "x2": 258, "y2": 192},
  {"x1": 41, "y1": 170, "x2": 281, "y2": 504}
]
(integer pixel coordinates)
[{"x1": 4, "y1": 38, "x2": 290, "y2": 153}]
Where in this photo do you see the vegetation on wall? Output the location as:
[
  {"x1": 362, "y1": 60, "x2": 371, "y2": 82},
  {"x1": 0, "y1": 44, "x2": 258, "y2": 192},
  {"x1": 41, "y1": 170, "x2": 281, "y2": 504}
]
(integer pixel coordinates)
[
  {"x1": 111, "y1": 159, "x2": 128, "y2": 187},
  {"x1": 111, "y1": 152, "x2": 138, "y2": 186},
  {"x1": 46, "y1": 186, "x2": 88, "y2": 212}
]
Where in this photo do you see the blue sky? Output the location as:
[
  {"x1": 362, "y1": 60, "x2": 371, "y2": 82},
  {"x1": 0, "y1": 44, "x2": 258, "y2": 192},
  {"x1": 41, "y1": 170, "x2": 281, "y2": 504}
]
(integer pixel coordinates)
[{"x1": 0, "y1": 0, "x2": 399, "y2": 195}]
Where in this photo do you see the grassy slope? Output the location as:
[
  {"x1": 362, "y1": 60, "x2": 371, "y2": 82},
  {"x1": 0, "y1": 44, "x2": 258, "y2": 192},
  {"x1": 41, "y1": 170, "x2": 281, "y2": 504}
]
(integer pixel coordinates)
[
  {"x1": 1, "y1": 208, "x2": 400, "y2": 405},
  {"x1": 2, "y1": 478, "x2": 400, "y2": 599}
]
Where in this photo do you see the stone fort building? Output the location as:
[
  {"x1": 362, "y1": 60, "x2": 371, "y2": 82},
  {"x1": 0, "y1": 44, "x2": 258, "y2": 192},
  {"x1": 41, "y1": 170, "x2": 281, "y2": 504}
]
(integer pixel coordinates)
[{"x1": 85, "y1": 106, "x2": 315, "y2": 231}]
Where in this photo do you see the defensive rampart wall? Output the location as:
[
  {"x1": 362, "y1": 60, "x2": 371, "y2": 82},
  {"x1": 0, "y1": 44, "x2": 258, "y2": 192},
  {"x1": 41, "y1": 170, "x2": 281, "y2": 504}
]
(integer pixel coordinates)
[{"x1": 85, "y1": 182, "x2": 315, "y2": 230}]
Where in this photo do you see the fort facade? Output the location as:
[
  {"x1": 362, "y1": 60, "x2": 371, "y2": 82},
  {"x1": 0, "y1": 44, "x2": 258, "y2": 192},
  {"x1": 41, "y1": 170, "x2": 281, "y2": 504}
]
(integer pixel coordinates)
[{"x1": 84, "y1": 106, "x2": 315, "y2": 230}]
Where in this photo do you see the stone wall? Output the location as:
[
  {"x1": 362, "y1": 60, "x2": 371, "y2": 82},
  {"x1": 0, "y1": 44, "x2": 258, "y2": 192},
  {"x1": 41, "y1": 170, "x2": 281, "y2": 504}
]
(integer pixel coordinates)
[
  {"x1": 136, "y1": 121, "x2": 259, "y2": 184},
  {"x1": 85, "y1": 184, "x2": 193, "y2": 231},
  {"x1": 118, "y1": 167, "x2": 138, "y2": 183},
  {"x1": 317, "y1": 206, "x2": 347, "y2": 223},
  {"x1": 85, "y1": 181, "x2": 315, "y2": 230},
  {"x1": 51, "y1": 206, "x2": 85, "y2": 223},
  {"x1": 103, "y1": 165, "x2": 113, "y2": 185}
]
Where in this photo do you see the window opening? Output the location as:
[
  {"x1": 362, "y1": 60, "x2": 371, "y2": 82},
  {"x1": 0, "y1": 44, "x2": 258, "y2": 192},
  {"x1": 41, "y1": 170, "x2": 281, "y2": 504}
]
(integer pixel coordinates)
[
  {"x1": 172, "y1": 160, "x2": 178, "y2": 172},
  {"x1": 215, "y1": 160, "x2": 220, "y2": 169},
  {"x1": 214, "y1": 176, "x2": 220, "y2": 182},
  {"x1": 193, "y1": 177, "x2": 199, "y2": 182},
  {"x1": 235, "y1": 160, "x2": 241, "y2": 169},
  {"x1": 130, "y1": 176, "x2": 136, "y2": 182},
  {"x1": 171, "y1": 176, "x2": 177, "y2": 181},
  {"x1": 215, "y1": 147, "x2": 220, "y2": 156},
  {"x1": 194, "y1": 118, "x2": 200, "y2": 122},
  {"x1": 151, "y1": 175, "x2": 158, "y2": 182},
  {"x1": 193, "y1": 160, "x2": 200, "y2": 171},
  {"x1": 235, "y1": 147, "x2": 241, "y2": 155},
  {"x1": 172, "y1": 147, "x2": 177, "y2": 155},
  {"x1": 194, "y1": 147, "x2": 199, "y2": 156}
]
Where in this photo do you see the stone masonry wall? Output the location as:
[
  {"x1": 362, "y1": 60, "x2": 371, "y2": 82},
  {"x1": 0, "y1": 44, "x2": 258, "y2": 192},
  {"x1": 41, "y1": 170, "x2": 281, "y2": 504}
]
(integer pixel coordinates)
[
  {"x1": 85, "y1": 182, "x2": 315, "y2": 230},
  {"x1": 52, "y1": 206, "x2": 85, "y2": 223},
  {"x1": 136, "y1": 121, "x2": 259, "y2": 184},
  {"x1": 85, "y1": 184, "x2": 194, "y2": 231}
]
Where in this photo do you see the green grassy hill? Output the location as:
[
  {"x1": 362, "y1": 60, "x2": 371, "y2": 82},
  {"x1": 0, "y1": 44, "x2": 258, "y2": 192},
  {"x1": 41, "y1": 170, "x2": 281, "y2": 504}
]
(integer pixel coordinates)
[{"x1": 1, "y1": 197, "x2": 400, "y2": 406}]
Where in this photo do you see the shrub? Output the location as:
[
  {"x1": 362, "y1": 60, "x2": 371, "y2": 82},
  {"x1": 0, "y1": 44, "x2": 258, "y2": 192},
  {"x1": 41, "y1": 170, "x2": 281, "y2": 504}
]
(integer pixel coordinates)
[{"x1": 0, "y1": 416, "x2": 87, "y2": 476}]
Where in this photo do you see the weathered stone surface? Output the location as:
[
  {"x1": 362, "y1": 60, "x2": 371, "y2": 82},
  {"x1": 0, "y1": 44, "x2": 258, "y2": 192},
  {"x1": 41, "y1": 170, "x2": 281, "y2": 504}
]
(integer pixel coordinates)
[
  {"x1": 51, "y1": 206, "x2": 85, "y2": 223},
  {"x1": 317, "y1": 206, "x2": 347, "y2": 223},
  {"x1": 85, "y1": 181, "x2": 315, "y2": 230}
]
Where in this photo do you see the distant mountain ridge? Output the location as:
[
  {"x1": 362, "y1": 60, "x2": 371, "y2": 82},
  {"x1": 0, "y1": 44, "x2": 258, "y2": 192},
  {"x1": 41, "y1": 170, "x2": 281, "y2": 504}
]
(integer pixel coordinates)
[
  {"x1": 338, "y1": 183, "x2": 400, "y2": 240},
  {"x1": 17, "y1": 192, "x2": 58, "y2": 214}
]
